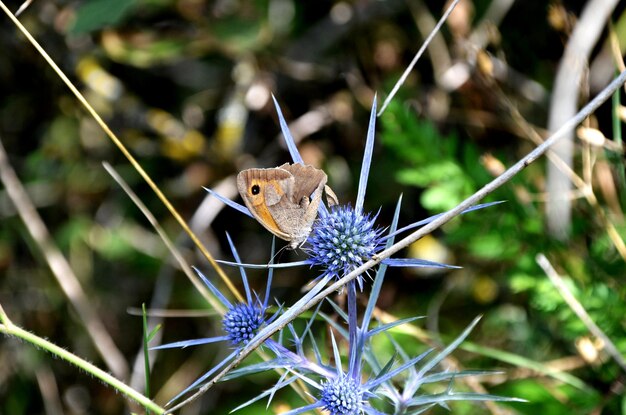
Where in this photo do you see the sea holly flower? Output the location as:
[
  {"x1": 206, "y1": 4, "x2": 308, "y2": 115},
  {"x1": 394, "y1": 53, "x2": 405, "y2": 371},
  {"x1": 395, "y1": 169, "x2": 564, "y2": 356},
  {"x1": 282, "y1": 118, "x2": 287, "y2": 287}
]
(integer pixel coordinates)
[
  {"x1": 223, "y1": 196, "x2": 523, "y2": 414},
  {"x1": 150, "y1": 233, "x2": 280, "y2": 403},
  {"x1": 195, "y1": 94, "x2": 519, "y2": 414},
  {"x1": 306, "y1": 205, "x2": 385, "y2": 282},
  {"x1": 229, "y1": 295, "x2": 523, "y2": 414},
  {"x1": 319, "y1": 372, "x2": 364, "y2": 414},
  {"x1": 208, "y1": 95, "x2": 500, "y2": 283}
]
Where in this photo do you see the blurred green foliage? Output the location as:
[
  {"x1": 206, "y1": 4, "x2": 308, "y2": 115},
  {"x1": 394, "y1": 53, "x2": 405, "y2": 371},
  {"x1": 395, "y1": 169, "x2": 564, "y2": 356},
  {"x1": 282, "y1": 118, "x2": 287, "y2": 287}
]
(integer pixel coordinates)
[
  {"x1": 380, "y1": 101, "x2": 486, "y2": 211},
  {"x1": 70, "y1": 0, "x2": 138, "y2": 35},
  {"x1": 0, "y1": 0, "x2": 625, "y2": 414}
]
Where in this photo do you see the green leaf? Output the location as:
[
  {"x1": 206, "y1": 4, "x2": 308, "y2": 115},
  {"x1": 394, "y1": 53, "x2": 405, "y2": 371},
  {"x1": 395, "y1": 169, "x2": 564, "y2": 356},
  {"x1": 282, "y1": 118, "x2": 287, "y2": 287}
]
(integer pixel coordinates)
[
  {"x1": 420, "y1": 183, "x2": 466, "y2": 211},
  {"x1": 70, "y1": 0, "x2": 138, "y2": 35},
  {"x1": 467, "y1": 233, "x2": 520, "y2": 260}
]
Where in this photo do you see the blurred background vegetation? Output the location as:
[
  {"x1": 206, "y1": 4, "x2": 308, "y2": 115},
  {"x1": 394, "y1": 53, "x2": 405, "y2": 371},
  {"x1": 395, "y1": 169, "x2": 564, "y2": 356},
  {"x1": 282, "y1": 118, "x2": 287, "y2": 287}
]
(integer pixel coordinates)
[{"x1": 0, "y1": 0, "x2": 625, "y2": 414}]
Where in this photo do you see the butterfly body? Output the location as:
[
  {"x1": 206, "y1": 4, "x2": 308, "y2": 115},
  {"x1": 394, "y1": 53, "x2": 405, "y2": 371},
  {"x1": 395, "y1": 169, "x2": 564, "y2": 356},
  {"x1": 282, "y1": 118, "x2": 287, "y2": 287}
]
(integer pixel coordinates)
[{"x1": 237, "y1": 163, "x2": 327, "y2": 249}]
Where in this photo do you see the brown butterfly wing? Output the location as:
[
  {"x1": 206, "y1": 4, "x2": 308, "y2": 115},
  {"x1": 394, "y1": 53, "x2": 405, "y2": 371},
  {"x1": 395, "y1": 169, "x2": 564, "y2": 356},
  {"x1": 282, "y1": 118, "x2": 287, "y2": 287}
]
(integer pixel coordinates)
[
  {"x1": 237, "y1": 164, "x2": 328, "y2": 248},
  {"x1": 275, "y1": 164, "x2": 327, "y2": 247},
  {"x1": 237, "y1": 168, "x2": 295, "y2": 241},
  {"x1": 237, "y1": 168, "x2": 293, "y2": 205},
  {"x1": 277, "y1": 163, "x2": 327, "y2": 205}
]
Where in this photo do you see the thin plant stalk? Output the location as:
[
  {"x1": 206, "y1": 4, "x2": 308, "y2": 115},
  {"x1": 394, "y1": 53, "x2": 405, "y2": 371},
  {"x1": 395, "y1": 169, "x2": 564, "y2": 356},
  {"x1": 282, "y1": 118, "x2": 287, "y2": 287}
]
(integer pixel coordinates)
[
  {"x1": 378, "y1": 0, "x2": 460, "y2": 116},
  {"x1": 0, "y1": 305, "x2": 165, "y2": 414},
  {"x1": 102, "y1": 162, "x2": 225, "y2": 314},
  {"x1": 142, "y1": 304, "x2": 153, "y2": 415}
]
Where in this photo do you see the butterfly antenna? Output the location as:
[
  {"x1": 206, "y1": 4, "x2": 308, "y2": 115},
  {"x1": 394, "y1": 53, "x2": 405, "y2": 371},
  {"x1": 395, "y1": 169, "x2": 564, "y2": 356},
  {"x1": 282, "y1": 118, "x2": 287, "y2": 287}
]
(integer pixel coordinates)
[{"x1": 267, "y1": 244, "x2": 289, "y2": 266}]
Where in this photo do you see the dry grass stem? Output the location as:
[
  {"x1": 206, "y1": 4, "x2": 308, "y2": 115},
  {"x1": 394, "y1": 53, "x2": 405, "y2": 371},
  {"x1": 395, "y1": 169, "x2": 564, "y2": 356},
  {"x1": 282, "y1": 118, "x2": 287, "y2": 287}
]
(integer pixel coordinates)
[{"x1": 0, "y1": 138, "x2": 129, "y2": 380}]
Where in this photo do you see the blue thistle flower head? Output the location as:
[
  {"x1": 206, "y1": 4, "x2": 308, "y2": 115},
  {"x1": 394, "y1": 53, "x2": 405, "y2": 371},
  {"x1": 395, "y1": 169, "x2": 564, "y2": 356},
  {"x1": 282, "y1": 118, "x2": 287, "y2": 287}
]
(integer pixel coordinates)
[
  {"x1": 307, "y1": 205, "x2": 384, "y2": 280},
  {"x1": 320, "y1": 373, "x2": 365, "y2": 415},
  {"x1": 150, "y1": 234, "x2": 281, "y2": 405},
  {"x1": 223, "y1": 301, "x2": 266, "y2": 346}
]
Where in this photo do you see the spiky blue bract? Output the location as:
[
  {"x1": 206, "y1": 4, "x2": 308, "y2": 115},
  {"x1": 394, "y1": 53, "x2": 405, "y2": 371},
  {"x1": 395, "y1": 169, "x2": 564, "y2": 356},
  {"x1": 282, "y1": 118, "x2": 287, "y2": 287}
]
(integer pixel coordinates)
[
  {"x1": 223, "y1": 301, "x2": 266, "y2": 346},
  {"x1": 307, "y1": 205, "x2": 385, "y2": 280},
  {"x1": 320, "y1": 374, "x2": 365, "y2": 415},
  {"x1": 355, "y1": 94, "x2": 377, "y2": 214}
]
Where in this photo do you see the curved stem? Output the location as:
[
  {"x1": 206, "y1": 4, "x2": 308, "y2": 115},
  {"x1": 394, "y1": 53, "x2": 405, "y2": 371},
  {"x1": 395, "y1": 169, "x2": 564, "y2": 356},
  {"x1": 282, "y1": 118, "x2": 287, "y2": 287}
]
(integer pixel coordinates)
[{"x1": 0, "y1": 305, "x2": 164, "y2": 414}]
